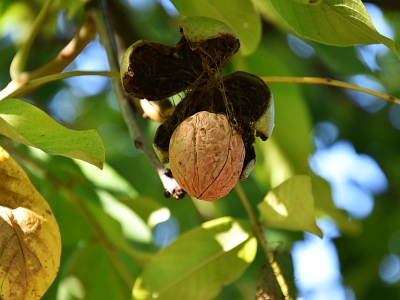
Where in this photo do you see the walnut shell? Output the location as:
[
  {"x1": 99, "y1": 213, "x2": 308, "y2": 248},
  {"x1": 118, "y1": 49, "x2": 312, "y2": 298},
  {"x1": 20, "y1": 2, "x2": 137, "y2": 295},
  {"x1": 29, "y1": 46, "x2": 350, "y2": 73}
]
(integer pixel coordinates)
[{"x1": 169, "y1": 111, "x2": 245, "y2": 201}]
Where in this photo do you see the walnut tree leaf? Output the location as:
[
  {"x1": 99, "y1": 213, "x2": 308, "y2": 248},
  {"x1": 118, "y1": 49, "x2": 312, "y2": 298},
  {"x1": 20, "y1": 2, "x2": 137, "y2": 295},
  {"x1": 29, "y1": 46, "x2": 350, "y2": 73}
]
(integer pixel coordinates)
[
  {"x1": 0, "y1": 146, "x2": 61, "y2": 300},
  {"x1": 258, "y1": 175, "x2": 323, "y2": 237},
  {"x1": 132, "y1": 217, "x2": 257, "y2": 300},
  {"x1": 0, "y1": 98, "x2": 104, "y2": 169},
  {"x1": 269, "y1": 0, "x2": 399, "y2": 56}
]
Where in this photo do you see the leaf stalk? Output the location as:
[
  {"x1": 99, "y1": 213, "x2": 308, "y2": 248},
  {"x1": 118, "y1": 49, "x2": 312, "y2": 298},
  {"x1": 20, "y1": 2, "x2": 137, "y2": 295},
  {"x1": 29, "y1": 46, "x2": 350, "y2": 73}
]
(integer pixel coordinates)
[{"x1": 262, "y1": 76, "x2": 400, "y2": 105}]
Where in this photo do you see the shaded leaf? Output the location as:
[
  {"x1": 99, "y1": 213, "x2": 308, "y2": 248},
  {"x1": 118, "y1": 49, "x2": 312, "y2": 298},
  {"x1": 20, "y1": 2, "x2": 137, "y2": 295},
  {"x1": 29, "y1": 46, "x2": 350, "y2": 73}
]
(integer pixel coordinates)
[
  {"x1": 70, "y1": 244, "x2": 131, "y2": 300},
  {"x1": 132, "y1": 217, "x2": 257, "y2": 300},
  {"x1": 0, "y1": 98, "x2": 105, "y2": 169},
  {"x1": 258, "y1": 175, "x2": 323, "y2": 237},
  {"x1": 269, "y1": 0, "x2": 399, "y2": 56},
  {"x1": 84, "y1": 199, "x2": 152, "y2": 267},
  {"x1": 0, "y1": 146, "x2": 61, "y2": 300},
  {"x1": 311, "y1": 42, "x2": 371, "y2": 76},
  {"x1": 171, "y1": 0, "x2": 261, "y2": 55}
]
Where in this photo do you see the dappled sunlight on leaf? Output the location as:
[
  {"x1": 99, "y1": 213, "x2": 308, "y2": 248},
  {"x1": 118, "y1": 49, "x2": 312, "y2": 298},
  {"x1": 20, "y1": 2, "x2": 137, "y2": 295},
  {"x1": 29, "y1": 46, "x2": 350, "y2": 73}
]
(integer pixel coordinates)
[
  {"x1": 258, "y1": 175, "x2": 323, "y2": 237},
  {"x1": 132, "y1": 217, "x2": 256, "y2": 300},
  {"x1": 0, "y1": 146, "x2": 61, "y2": 300},
  {"x1": 0, "y1": 98, "x2": 105, "y2": 169}
]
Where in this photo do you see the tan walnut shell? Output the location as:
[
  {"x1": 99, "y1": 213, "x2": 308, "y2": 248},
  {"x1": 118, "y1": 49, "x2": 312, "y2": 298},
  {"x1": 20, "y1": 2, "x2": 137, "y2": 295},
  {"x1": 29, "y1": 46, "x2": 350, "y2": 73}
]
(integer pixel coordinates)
[{"x1": 169, "y1": 111, "x2": 245, "y2": 201}]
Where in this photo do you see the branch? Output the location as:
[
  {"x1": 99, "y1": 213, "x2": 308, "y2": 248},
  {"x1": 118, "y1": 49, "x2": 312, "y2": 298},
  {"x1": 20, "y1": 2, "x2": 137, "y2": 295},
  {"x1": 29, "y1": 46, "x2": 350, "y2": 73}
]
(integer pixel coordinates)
[
  {"x1": 261, "y1": 76, "x2": 400, "y2": 105},
  {"x1": 0, "y1": 71, "x2": 119, "y2": 100},
  {"x1": 87, "y1": 0, "x2": 184, "y2": 199},
  {"x1": 1, "y1": 13, "x2": 97, "y2": 100},
  {"x1": 235, "y1": 183, "x2": 292, "y2": 300},
  {"x1": 10, "y1": 0, "x2": 54, "y2": 79}
]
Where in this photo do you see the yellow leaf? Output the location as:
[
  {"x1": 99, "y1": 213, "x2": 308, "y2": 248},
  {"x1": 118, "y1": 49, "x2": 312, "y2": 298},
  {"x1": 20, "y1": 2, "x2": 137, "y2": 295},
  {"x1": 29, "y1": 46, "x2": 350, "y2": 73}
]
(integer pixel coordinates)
[{"x1": 0, "y1": 147, "x2": 61, "y2": 300}]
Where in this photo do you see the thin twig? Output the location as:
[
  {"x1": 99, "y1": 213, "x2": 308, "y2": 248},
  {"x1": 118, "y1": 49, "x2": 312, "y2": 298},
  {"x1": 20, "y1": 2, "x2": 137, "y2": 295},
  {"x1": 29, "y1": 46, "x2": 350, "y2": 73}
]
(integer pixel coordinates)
[
  {"x1": 0, "y1": 71, "x2": 118, "y2": 100},
  {"x1": 261, "y1": 76, "x2": 400, "y2": 105},
  {"x1": 10, "y1": 0, "x2": 54, "y2": 79},
  {"x1": 1, "y1": 13, "x2": 97, "y2": 100},
  {"x1": 88, "y1": 0, "x2": 185, "y2": 199},
  {"x1": 235, "y1": 182, "x2": 292, "y2": 300}
]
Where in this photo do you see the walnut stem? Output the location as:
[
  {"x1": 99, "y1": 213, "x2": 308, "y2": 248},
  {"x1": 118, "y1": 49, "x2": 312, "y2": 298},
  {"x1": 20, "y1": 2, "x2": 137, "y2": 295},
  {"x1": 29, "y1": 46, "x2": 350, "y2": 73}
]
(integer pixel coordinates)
[
  {"x1": 89, "y1": 0, "x2": 184, "y2": 199},
  {"x1": 261, "y1": 76, "x2": 400, "y2": 105},
  {"x1": 235, "y1": 182, "x2": 292, "y2": 300}
]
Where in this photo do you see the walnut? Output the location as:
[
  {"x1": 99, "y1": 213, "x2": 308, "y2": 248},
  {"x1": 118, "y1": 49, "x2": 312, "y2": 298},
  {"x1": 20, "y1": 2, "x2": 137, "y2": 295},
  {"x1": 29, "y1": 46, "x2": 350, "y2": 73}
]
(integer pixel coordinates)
[
  {"x1": 121, "y1": 16, "x2": 275, "y2": 200},
  {"x1": 169, "y1": 111, "x2": 245, "y2": 201}
]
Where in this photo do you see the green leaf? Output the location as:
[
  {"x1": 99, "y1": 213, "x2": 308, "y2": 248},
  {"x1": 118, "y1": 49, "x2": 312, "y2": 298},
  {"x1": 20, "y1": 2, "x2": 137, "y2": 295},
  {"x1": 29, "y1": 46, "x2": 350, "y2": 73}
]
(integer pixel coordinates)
[
  {"x1": 311, "y1": 42, "x2": 371, "y2": 76},
  {"x1": 75, "y1": 160, "x2": 139, "y2": 198},
  {"x1": 171, "y1": 0, "x2": 261, "y2": 55},
  {"x1": 0, "y1": 98, "x2": 105, "y2": 169},
  {"x1": 132, "y1": 217, "x2": 257, "y2": 300},
  {"x1": 74, "y1": 160, "x2": 171, "y2": 229},
  {"x1": 84, "y1": 198, "x2": 152, "y2": 266},
  {"x1": 269, "y1": 0, "x2": 399, "y2": 56},
  {"x1": 70, "y1": 244, "x2": 131, "y2": 300},
  {"x1": 311, "y1": 175, "x2": 361, "y2": 235},
  {"x1": 234, "y1": 42, "x2": 360, "y2": 234},
  {"x1": 258, "y1": 175, "x2": 323, "y2": 237}
]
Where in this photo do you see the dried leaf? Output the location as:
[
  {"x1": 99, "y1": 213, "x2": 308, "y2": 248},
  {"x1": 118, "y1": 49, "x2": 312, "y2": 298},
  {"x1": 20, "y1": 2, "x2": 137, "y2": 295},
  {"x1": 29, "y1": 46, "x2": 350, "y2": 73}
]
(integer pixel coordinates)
[{"x1": 0, "y1": 147, "x2": 61, "y2": 300}]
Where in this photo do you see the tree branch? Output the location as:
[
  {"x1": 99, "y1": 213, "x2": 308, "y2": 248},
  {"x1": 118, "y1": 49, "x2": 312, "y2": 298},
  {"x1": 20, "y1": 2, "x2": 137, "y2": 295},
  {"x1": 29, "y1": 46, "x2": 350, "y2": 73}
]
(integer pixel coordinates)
[
  {"x1": 88, "y1": 0, "x2": 185, "y2": 199},
  {"x1": 235, "y1": 183, "x2": 292, "y2": 300},
  {"x1": 0, "y1": 71, "x2": 118, "y2": 100},
  {"x1": 1, "y1": 13, "x2": 97, "y2": 100}
]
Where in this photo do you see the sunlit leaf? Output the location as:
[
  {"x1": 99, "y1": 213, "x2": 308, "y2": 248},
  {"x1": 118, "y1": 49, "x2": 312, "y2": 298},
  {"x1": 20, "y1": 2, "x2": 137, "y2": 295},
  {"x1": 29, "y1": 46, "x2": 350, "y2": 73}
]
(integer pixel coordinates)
[
  {"x1": 95, "y1": 190, "x2": 152, "y2": 244},
  {"x1": 69, "y1": 245, "x2": 131, "y2": 300},
  {"x1": 132, "y1": 217, "x2": 257, "y2": 300},
  {"x1": 0, "y1": 146, "x2": 61, "y2": 300},
  {"x1": 0, "y1": 98, "x2": 105, "y2": 169},
  {"x1": 75, "y1": 161, "x2": 171, "y2": 228},
  {"x1": 258, "y1": 175, "x2": 323, "y2": 237},
  {"x1": 311, "y1": 175, "x2": 361, "y2": 235},
  {"x1": 171, "y1": 0, "x2": 261, "y2": 55},
  {"x1": 269, "y1": 0, "x2": 399, "y2": 56},
  {"x1": 84, "y1": 200, "x2": 152, "y2": 267},
  {"x1": 234, "y1": 43, "x2": 360, "y2": 234},
  {"x1": 75, "y1": 160, "x2": 138, "y2": 198}
]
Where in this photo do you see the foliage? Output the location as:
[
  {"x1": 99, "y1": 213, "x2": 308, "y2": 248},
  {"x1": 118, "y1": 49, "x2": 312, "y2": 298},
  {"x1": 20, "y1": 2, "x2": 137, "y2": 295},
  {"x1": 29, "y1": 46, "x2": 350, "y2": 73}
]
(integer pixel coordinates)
[{"x1": 0, "y1": 0, "x2": 400, "y2": 299}]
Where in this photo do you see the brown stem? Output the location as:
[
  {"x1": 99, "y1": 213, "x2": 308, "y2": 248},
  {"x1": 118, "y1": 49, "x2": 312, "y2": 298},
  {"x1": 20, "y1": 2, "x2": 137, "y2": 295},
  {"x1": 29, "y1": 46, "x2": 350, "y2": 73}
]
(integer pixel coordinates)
[
  {"x1": 235, "y1": 183, "x2": 292, "y2": 300},
  {"x1": 88, "y1": 0, "x2": 185, "y2": 199}
]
